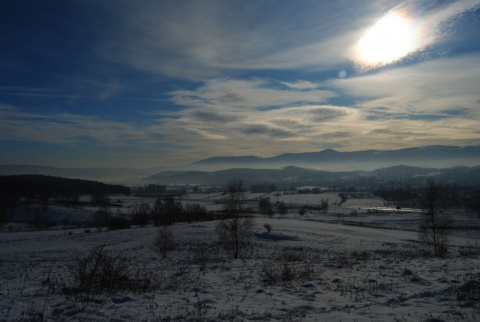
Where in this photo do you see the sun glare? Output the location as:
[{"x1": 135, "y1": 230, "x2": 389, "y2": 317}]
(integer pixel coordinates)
[{"x1": 352, "y1": 10, "x2": 418, "y2": 70}]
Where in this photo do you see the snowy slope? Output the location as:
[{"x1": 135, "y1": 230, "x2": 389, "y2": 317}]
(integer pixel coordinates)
[{"x1": 2, "y1": 211, "x2": 480, "y2": 321}]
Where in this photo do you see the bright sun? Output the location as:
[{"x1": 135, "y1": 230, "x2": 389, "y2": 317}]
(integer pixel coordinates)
[{"x1": 353, "y1": 10, "x2": 417, "y2": 69}]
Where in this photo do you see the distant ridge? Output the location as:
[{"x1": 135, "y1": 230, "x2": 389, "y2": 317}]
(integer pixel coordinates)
[
  {"x1": 193, "y1": 156, "x2": 263, "y2": 164},
  {"x1": 0, "y1": 164, "x2": 160, "y2": 184},
  {"x1": 192, "y1": 145, "x2": 480, "y2": 171},
  {"x1": 145, "y1": 164, "x2": 480, "y2": 186},
  {"x1": 1, "y1": 145, "x2": 479, "y2": 183}
]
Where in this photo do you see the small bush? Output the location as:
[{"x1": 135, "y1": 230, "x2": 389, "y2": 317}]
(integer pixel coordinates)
[
  {"x1": 334, "y1": 278, "x2": 395, "y2": 301},
  {"x1": 167, "y1": 267, "x2": 195, "y2": 290},
  {"x1": 263, "y1": 223, "x2": 272, "y2": 233},
  {"x1": 259, "y1": 255, "x2": 314, "y2": 285},
  {"x1": 70, "y1": 245, "x2": 130, "y2": 293},
  {"x1": 457, "y1": 274, "x2": 480, "y2": 307},
  {"x1": 154, "y1": 226, "x2": 176, "y2": 259},
  {"x1": 459, "y1": 243, "x2": 480, "y2": 257},
  {"x1": 280, "y1": 250, "x2": 303, "y2": 263},
  {"x1": 192, "y1": 243, "x2": 210, "y2": 271},
  {"x1": 68, "y1": 245, "x2": 159, "y2": 295}
]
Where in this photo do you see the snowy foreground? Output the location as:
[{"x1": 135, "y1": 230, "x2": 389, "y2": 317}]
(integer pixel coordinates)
[{"x1": 1, "y1": 199, "x2": 480, "y2": 321}]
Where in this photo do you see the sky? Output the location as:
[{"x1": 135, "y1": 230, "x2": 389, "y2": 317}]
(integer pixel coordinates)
[{"x1": 1, "y1": 0, "x2": 480, "y2": 169}]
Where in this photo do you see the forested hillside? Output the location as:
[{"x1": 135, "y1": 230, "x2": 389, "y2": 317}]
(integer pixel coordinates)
[{"x1": 0, "y1": 174, "x2": 130, "y2": 209}]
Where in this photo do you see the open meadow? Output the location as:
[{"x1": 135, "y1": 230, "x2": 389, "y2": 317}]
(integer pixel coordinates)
[{"x1": 1, "y1": 193, "x2": 480, "y2": 321}]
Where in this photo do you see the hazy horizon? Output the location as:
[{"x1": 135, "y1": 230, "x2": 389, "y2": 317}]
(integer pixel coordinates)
[
  {"x1": 1, "y1": 144, "x2": 480, "y2": 170},
  {"x1": 2, "y1": 1, "x2": 480, "y2": 168},
  {"x1": 1, "y1": 144, "x2": 480, "y2": 186}
]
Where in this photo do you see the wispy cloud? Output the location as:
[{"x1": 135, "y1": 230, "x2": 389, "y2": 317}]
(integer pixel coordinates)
[
  {"x1": 1, "y1": 1, "x2": 479, "y2": 167},
  {"x1": 0, "y1": 104, "x2": 166, "y2": 149},
  {"x1": 331, "y1": 54, "x2": 480, "y2": 116},
  {"x1": 94, "y1": 0, "x2": 480, "y2": 80},
  {"x1": 97, "y1": 80, "x2": 125, "y2": 100},
  {"x1": 170, "y1": 78, "x2": 337, "y2": 110},
  {"x1": 155, "y1": 76, "x2": 362, "y2": 158},
  {"x1": 279, "y1": 80, "x2": 320, "y2": 91},
  {"x1": 95, "y1": 1, "x2": 384, "y2": 80}
]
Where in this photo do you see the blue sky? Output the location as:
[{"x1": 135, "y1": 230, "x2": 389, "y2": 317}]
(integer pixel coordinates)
[{"x1": 1, "y1": 0, "x2": 480, "y2": 168}]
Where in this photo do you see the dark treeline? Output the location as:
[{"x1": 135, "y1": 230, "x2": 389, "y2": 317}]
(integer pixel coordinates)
[
  {"x1": 147, "y1": 165, "x2": 480, "y2": 188},
  {"x1": 0, "y1": 174, "x2": 130, "y2": 202},
  {"x1": 128, "y1": 195, "x2": 212, "y2": 228},
  {"x1": 375, "y1": 183, "x2": 480, "y2": 213},
  {"x1": 250, "y1": 183, "x2": 278, "y2": 193},
  {"x1": 131, "y1": 184, "x2": 168, "y2": 196},
  {"x1": 0, "y1": 175, "x2": 130, "y2": 226}
]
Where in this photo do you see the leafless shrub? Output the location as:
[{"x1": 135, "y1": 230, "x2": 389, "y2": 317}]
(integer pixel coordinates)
[
  {"x1": 67, "y1": 244, "x2": 160, "y2": 295},
  {"x1": 259, "y1": 262, "x2": 281, "y2": 285},
  {"x1": 181, "y1": 241, "x2": 226, "y2": 270},
  {"x1": 373, "y1": 247, "x2": 421, "y2": 259},
  {"x1": 326, "y1": 250, "x2": 372, "y2": 269},
  {"x1": 334, "y1": 278, "x2": 395, "y2": 301},
  {"x1": 279, "y1": 250, "x2": 304, "y2": 263},
  {"x1": 70, "y1": 245, "x2": 130, "y2": 293},
  {"x1": 167, "y1": 267, "x2": 196, "y2": 290},
  {"x1": 153, "y1": 225, "x2": 176, "y2": 259},
  {"x1": 456, "y1": 273, "x2": 480, "y2": 307},
  {"x1": 263, "y1": 223, "x2": 272, "y2": 233},
  {"x1": 259, "y1": 256, "x2": 315, "y2": 285},
  {"x1": 193, "y1": 244, "x2": 210, "y2": 271},
  {"x1": 350, "y1": 250, "x2": 372, "y2": 261},
  {"x1": 458, "y1": 243, "x2": 480, "y2": 257},
  {"x1": 231, "y1": 266, "x2": 256, "y2": 288},
  {"x1": 402, "y1": 268, "x2": 421, "y2": 282}
]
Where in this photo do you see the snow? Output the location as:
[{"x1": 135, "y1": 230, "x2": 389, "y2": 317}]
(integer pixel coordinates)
[{"x1": 1, "y1": 194, "x2": 480, "y2": 321}]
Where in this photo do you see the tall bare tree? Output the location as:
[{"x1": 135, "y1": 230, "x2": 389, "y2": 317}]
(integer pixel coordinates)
[
  {"x1": 216, "y1": 179, "x2": 254, "y2": 259},
  {"x1": 277, "y1": 201, "x2": 288, "y2": 217},
  {"x1": 259, "y1": 197, "x2": 274, "y2": 217},
  {"x1": 419, "y1": 179, "x2": 453, "y2": 256}
]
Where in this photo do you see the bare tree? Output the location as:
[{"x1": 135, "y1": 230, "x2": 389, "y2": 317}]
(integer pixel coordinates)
[
  {"x1": 418, "y1": 179, "x2": 453, "y2": 256},
  {"x1": 183, "y1": 203, "x2": 207, "y2": 222},
  {"x1": 277, "y1": 201, "x2": 288, "y2": 218},
  {"x1": 163, "y1": 195, "x2": 183, "y2": 225},
  {"x1": 259, "y1": 197, "x2": 274, "y2": 217},
  {"x1": 151, "y1": 196, "x2": 165, "y2": 226},
  {"x1": 320, "y1": 198, "x2": 329, "y2": 214},
  {"x1": 216, "y1": 179, "x2": 254, "y2": 259},
  {"x1": 154, "y1": 225, "x2": 176, "y2": 259},
  {"x1": 132, "y1": 203, "x2": 150, "y2": 227},
  {"x1": 94, "y1": 204, "x2": 111, "y2": 227},
  {"x1": 152, "y1": 195, "x2": 183, "y2": 226}
]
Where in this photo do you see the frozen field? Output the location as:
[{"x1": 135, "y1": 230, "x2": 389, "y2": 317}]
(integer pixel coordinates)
[
  {"x1": 2, "y1": 217, "x2": 480, "y2": 321},
  {"x1": 1, "y1": 193, "x2": 480, "y2": 321}
]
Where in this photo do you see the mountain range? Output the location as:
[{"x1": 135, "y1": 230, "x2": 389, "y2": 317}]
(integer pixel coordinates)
[
  {"x1": 192, "y1": 145, "x2": 480, "y2": 171},
  {"x1": 1, "y1": 145, "x2": 479, "y2": 184},
  {"x1": 145, "y1": 164, "x2": 480, "y2": 187}
]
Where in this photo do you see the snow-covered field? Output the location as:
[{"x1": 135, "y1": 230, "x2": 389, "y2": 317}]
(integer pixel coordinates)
[{"x1": 1, "y1": 194, "x2": 480, "y2": 321}]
